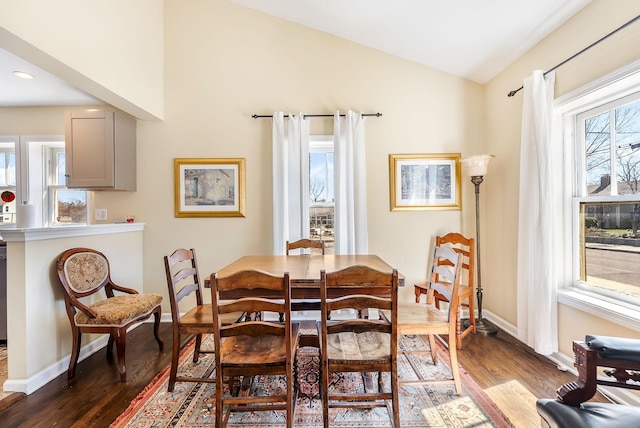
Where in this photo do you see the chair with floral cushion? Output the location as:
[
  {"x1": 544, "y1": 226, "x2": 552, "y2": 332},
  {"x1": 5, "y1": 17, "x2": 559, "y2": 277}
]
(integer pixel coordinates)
[{"x1": 56, "y1": 247, "x2": 163, "y2": 381}]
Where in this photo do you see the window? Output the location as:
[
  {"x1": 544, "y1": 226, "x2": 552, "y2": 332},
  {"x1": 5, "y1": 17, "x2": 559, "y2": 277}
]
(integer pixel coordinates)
[
  {"x1": 46, "y1": 146, "x2": 88, "y2": 225},
  {"x1": 558, "y1": 63, "x2": 640, "y2": 318},
  {"x1": 0, "y1": 140, "x2": 17, "y2": 224},
  {"x1": 309, "y1": 136, "x2": 334, "y2": 253}
]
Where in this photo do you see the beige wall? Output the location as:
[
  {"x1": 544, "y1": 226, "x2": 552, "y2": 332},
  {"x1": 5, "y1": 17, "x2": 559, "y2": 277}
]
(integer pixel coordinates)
[
  {"x1": 0, "y1": 0, "x2": 164, "y2": 120},
  {"x1": 95, "y1": 0, "x2": 484, "y2": 308},
  {"x1": 4, "y1": 0, "x2": 640, "y2": 391},
  {"x1": 484, "y1": 0, "x2": 640, "y2": 355}
]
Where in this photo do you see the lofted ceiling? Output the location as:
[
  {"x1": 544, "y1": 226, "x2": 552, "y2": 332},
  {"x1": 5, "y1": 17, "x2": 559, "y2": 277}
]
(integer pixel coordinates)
[{"x1": 0, "y1": 0, "x2": 591, "y2": 107}]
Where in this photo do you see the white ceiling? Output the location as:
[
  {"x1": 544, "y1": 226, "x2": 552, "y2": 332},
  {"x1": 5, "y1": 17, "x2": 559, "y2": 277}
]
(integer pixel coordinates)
[{"x1": 0, "y1": 0, "x2": 591, "y2": 107}]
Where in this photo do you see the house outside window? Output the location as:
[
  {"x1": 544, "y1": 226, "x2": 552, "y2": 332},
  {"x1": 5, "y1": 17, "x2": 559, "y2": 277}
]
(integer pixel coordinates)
[
  {"x1": 310, "y1": 135, "x2": 334, "y2": 254},
  {"x1": 559, "y1": 64, "x2": 640, "y2": 319},
  {"x1": 47, "y1": 147, "x2": 88, "y2": 225}
]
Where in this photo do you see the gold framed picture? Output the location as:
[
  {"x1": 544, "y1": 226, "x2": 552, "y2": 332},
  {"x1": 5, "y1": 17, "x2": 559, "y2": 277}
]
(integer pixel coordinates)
[
  {"x1": 389, "y1": 153, "x2": 461, "y2": 211},
  {"x1": 174, "y1": 158, "x2": 246, "y2": 218}
]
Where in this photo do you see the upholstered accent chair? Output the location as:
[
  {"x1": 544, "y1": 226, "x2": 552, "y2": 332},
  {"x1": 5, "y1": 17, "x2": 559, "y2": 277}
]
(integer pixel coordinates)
[{"x1": 56, "y1": 247, "x2": 163, "y2": 381}]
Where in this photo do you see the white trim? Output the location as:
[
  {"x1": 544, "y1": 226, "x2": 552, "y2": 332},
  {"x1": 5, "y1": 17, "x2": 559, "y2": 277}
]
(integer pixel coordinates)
[
  {"x1": 558, "y1": 288, "x2": 640, "y2": 332},
  {"x1": 2, "y1": 318, "x2": 169, "y2": 395},
  {"x1": 0, "y1": 222, "x2": 144, "y2": 242},
  {"x1": 2, "y1": 336, "x2": 108, "y2": 394}
]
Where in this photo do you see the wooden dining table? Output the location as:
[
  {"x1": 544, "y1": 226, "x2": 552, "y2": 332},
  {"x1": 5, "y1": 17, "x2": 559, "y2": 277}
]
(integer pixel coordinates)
[{"x1": 211, "y1": 254, "x2": 404, "y2": 300}]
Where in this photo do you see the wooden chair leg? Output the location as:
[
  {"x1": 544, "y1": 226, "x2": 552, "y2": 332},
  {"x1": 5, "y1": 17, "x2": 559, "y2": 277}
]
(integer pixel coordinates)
[
  {"x1": 428, "y1": 334, "x2": 438, "y2": 364},
  {"x1": 153, "y1": 309, "x2": 164, "y2": 351},
  {"x1": 168, "y1": 337, "x2": 179, "y2": 392},
  {"x1": 115, "y1": 328, "x2": 127, "y2": 382},
  {"x1": 448, "y1": 330, "x2": 462, "y2": 395},
  {"x1": 456, "y1": 310, "x2": 463, "y2": 350},
  {"x1": 414, "y1": 287, "x2": 422, "y2": 303},
  {"x1": 193, "y1": 334, "x2": 202, "y2": 363},
  {"x1": 321, "y1": 360, "x2": 329, "y2": 428},
  {"x1": 68, "y1": 329, "x2": 82, "y2": 379},
  {"x1": 107, "y1": 333, "x2": 115, "y2": 356},
  {"x1": 468, "y1": 294, "x2": 476, "y2": 334}
]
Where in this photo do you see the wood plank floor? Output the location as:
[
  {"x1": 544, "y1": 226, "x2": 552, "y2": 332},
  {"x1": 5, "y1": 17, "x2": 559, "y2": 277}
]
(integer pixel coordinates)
[{"x1": 0, "y1": 323, "x2": 607, "y2": 427}]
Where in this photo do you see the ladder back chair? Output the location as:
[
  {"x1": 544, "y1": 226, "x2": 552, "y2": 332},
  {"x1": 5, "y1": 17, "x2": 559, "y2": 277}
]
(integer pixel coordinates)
[
  {"x1": 211, "y1": 269, "x2": 300, "y2": 428},
  {"x1": 414, "y1": 232, "x2": 475, "y2": 349},
  {"x1": 164, "y1": 248, "x2": 244, "y2": 392},
  {"x1": 286, "y1": 238, "x2": 325, "y2": 255},
  {"x1": 398, "y1": 245, "x2": 463, "y2": 394},
  {"x1": 318, "y1": 265, "x2": 400, "y2": 428},
  {"x1": 56, "y1": 247, "x2": 163, "y2": 381},
  {"x1": 284, "y1": 238, "x2": 326, "y2": 321}
]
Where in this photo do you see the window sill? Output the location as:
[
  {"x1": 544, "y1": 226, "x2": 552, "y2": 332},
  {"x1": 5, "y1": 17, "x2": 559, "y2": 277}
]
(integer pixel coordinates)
[{"x1": 558, "y1": 288, "x2": 640, "y2": 332}]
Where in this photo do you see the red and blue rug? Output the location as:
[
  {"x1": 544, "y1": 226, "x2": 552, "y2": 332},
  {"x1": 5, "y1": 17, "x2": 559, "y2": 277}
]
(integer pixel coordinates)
[{"x1": 112, "y1": 334, "x2": 513, "y2": 427}]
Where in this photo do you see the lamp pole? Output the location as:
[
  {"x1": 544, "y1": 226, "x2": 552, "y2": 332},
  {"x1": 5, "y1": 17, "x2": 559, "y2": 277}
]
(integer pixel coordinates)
[
  {"x1": 470, "y1": 175, "x2": 497, "y2": 335},
  {"x1": 460, "y1": 154, "x2": 497, "y2": 336}
]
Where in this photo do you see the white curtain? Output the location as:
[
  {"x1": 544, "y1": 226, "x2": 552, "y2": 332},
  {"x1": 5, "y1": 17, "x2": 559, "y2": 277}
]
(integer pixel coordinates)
[
  {"x1": 334, "y1": 110, "x2": 369, "y2": 254},
  {"x1": 516, "y1": 71, "x2": 559, "y2": 355},
  {"x1": 272, "y1": 112, "x2": 310, "y2": 255}
]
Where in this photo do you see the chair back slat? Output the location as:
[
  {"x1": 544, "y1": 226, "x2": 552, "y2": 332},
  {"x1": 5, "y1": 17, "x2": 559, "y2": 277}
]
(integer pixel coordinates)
[
  {"x1": 428, "y1": 245, "x2": 463, "y2": 322},
  {"x1": 164, "y1": 248, "x2": 204, "y2": 322},
  {"x1": 286, "y1": 238, "x2": 325, "y2": 255}
]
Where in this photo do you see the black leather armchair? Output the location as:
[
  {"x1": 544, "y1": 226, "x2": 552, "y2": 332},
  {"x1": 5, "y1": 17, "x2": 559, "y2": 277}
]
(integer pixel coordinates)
[{"x1": 536, "y1": 335, "x2": 640, "y2": 428}]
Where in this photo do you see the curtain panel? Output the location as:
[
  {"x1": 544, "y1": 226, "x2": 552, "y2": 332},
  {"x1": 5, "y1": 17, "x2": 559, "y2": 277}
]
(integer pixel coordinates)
[{"x1": 516, "y1": 71, "x2": 559, "y2": 355}]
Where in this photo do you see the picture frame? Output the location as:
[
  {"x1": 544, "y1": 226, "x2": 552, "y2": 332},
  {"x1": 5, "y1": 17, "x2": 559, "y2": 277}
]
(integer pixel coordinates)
[
  {"x1": 174, "y1": 158, "x2": 246, "y2": 218},
  {"x1": 389, "y1": 153, "x2": 461, "y2": 211}
]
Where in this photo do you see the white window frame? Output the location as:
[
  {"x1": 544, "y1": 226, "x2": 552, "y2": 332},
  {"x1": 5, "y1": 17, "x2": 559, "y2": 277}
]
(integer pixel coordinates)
[{"x1": 555, "y1": 60, "x2": 640, "y2": 331}]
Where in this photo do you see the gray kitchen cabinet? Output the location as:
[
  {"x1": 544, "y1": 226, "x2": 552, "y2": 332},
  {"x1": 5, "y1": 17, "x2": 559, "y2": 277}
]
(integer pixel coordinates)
[{"x1": 64, "y1": 109, "x2": 136, "y2": 190}]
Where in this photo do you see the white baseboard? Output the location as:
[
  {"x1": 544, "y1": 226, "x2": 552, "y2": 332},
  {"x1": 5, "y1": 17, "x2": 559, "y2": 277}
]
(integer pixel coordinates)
[{"x1": 2, "y1": 317, "x2": 171, "y2": 395}]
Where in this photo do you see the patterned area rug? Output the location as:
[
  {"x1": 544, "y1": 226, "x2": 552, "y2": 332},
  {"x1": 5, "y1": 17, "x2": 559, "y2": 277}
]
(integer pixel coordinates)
[{"x1": 112, "y1": 334, "x2": 513, "y2": 427}]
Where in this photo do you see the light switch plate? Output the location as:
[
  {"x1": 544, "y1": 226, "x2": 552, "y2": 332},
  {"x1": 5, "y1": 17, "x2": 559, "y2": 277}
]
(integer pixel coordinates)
[{"x1": 95, "y1": 208, "x2": 107, "y2": 221}]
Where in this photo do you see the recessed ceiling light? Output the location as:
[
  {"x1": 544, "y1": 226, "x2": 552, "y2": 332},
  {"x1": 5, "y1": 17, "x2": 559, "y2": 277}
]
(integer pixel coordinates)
[{"x1": 13, "y1": 70, "x2": 35, "y2": 79}]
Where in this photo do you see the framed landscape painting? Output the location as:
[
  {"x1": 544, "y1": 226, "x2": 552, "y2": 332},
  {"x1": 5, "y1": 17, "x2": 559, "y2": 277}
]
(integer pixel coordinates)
[
  {"x1": 389, "y1": 153, "x2": 461, "y2": 211},
  {"x1": 174, "y1": 158, "x2": 246, "y2": 217}
]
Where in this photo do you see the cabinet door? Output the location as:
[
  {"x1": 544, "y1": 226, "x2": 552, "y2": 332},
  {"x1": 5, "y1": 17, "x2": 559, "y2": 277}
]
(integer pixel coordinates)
[{"x1": 65, "y1": 110, "x2": 115, "y2": 188}]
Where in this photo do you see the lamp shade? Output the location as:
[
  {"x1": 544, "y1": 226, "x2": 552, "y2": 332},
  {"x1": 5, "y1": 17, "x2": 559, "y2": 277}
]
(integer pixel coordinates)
[{"x1": 460, "y1": 154, "x2": 494, "y2": 177}]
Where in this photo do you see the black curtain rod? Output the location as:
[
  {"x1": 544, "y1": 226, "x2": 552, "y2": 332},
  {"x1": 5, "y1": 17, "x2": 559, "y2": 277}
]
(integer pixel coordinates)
[
  {"x1": 252, "y1": 112, "x2": 382, "y2": 119},
  {"x1": 507, "y1": 14, "x2": 640, "y2": 98}
]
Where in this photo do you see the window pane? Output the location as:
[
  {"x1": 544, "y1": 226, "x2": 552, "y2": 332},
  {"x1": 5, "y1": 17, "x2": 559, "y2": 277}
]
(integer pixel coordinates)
[
  {"x1": 55, "y1": 189, "x2": 87, "y2": 224},
  {"x1": 581, "y1": 201, "x2": 640, "y2": 300},
  {"x1": 57, "y1": 153, "x2": 66, "y2": 185},
  {"x1": 585, "y1": 112, "x2": 611, "y2": 195},
  {"x1": 615, "y1": 100, "x2": 640, "y2": 195},
  {"x1": 309, "y1": 143, "x2": 335, "y2": 254}
]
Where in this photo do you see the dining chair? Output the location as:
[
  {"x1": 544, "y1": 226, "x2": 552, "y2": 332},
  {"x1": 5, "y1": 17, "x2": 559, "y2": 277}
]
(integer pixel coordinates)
[
  {"x1": 318, "y1": 265, "x2": 400, "y2": 428},
  {"x1": 398, "y1": 245, "x2": 463, "y2": 394},
  {"x1": 286, "y1": 238, "x2": 325, "y2": 255},
  {"x1": 163, "y1": 248, "x2": 244, "y2": 392},
  {"x1": 414, "y1": 232, "x2": 475, "y2": 349},
  {"x1": 56, "y1": 247, "x2": 163, "y2": 381},
  {"x1": 211, "y1": 269, "x2": 300, "y2": 428},
  {"x1": 284, "y1": 238, "x2": 326, "y2": 320}
]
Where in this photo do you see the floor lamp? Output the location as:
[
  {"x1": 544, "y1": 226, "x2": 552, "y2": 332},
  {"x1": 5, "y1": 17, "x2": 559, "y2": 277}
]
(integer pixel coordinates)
[{"x1": 460, "y1": 154, "x2": 497, "y2": 335}]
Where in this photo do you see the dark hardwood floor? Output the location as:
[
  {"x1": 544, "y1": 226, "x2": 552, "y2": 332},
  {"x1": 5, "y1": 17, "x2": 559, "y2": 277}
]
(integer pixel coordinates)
[{"x1": 0, "y1": 322, "x2": 603, "y2": 428}]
